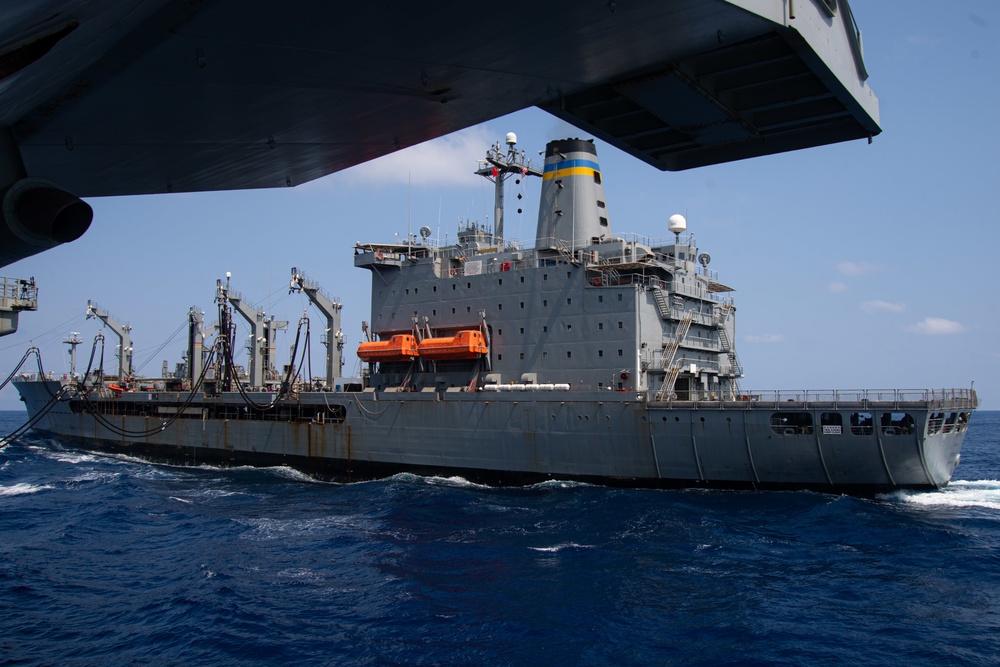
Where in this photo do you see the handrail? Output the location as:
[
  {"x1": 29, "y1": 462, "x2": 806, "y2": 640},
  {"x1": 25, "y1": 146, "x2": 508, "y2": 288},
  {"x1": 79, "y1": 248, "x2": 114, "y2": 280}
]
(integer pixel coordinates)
[{"x1": 650, "y1": 387, "x2": 979, "y2": 408}]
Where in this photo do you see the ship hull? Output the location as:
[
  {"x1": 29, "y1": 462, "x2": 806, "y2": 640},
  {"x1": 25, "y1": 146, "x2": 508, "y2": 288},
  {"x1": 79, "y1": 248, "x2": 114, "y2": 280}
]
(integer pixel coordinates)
[{"x1": 14, "y1": 380, "x2": 973, "y2": 494}]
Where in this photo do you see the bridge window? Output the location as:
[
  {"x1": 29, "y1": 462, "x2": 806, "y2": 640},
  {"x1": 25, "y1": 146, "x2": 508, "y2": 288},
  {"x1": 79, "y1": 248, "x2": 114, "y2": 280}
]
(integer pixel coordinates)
[
  {"x1": 850, "y1": 412, "x2": 873, "y2": 435},
  {"x1": 881, "y1": 412, "x2": 915, "y2": 436},
  {"x1": 770, "y1": 412, "x2": 813, "y2": 435}
]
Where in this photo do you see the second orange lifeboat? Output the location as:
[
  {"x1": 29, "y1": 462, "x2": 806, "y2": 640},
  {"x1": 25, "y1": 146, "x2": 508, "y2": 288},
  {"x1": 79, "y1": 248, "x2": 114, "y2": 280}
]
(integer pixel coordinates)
[
  {"x1": 418, "y1": 330, "x2": 489, "y2": 361},
  {"x1": 357, "y1": 334, "x2": 419, "y2": 363}
]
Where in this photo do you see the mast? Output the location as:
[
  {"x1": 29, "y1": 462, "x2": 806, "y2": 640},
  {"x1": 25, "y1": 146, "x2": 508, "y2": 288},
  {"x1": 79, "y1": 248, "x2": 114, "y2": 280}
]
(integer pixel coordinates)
[
  {"x1": 474, "y1": 132, "x2": 542, "y2": 246},
  {"x1": 63, "y1": 332, "x2": 82, "y2": 377}
]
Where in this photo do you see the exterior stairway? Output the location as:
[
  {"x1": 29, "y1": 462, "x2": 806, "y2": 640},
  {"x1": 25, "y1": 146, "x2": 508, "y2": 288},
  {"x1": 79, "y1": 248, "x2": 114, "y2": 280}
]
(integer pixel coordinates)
[{"x1": 655, "y1": 316, "x2": 692, "y2": 401}]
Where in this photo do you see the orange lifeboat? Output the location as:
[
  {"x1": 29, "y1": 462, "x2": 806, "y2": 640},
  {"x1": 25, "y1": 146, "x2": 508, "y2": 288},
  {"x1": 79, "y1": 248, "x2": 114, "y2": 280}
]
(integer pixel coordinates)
[
  {"x1": 356, "y1": 334, "x2": 419, "y2": 363},
  {"x1": 418, "y1": 330, "x2": 489, "y2": 361}
]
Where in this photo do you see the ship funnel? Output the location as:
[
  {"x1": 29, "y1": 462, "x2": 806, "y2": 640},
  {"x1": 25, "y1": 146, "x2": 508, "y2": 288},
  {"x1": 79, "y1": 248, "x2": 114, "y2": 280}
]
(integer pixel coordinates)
[
  {"x1": 0, "y1": 178, "x2": 93, "y2": 267},
  {"x1": 536, "y1": 139, "x2": 610, "y2": 249}
]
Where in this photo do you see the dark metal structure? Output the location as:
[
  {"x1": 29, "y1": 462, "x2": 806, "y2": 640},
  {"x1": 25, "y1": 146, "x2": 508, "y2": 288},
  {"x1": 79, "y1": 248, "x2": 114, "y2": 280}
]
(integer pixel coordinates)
[{"x1": 0, "y1": 0, "x2": 879, "y2": 267}]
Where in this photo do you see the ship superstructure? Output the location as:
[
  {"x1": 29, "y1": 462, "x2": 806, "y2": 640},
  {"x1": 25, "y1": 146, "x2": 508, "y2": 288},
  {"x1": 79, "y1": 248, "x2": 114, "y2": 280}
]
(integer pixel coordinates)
[
  {"x1": 10, "y1": 136, "x2": 978, "y2": 493},
  {"x1": 355, "y1": 136, "x2": 740, "y2": 401}
]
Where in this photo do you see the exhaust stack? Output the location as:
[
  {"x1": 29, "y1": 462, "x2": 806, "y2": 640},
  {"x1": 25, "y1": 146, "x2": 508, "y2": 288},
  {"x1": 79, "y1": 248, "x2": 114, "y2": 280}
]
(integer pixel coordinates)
[{"x1": 535, "y1": 138, "x2": 611, "y2": 249}]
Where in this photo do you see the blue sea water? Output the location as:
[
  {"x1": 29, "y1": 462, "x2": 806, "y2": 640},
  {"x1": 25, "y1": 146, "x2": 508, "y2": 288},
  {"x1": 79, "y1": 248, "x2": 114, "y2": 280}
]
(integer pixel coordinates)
[{"x1": 1, "y1": 411, "x2": 998, "y2": 666}]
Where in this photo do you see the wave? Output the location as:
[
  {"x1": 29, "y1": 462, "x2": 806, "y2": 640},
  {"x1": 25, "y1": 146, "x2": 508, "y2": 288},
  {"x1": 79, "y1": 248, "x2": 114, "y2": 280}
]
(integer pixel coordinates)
[
  {"x1": 529, "y1": 543, "x2": 596, "y2": 553},
  {"x1": 881, "y1": 480, "x2": 1000, "y2": 512},
  {"x1": 0, "y1": 482, "x2": 52, "y2": 497},
  {"x1": 43, "y1": 450, "x2": 103, "y2": 465}
]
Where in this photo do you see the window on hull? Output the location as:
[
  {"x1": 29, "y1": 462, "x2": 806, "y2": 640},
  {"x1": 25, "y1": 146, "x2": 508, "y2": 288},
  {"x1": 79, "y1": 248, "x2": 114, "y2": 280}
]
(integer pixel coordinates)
[{"x1": 770, "y1": 412, "x2": 813, "y2": 435}]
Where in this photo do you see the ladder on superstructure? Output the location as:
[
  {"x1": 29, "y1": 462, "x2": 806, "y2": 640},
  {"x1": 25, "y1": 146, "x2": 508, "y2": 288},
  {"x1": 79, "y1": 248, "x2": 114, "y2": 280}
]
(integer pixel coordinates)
[
  {"x1": 655, "y1": 316, "x2": 692, "y2": 401},
  {"x1": 716, "y1": 303, "x2": 743, "y2": 396},
  {"x1": 651, "y1": 287, "x2": 669, "y2": 318}
]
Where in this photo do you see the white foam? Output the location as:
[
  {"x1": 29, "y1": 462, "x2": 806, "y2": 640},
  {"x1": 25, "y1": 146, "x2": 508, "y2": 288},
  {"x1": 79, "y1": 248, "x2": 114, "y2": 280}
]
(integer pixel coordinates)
[
  {"x1": 0, "y1": 482, "x2": 52, "y2": 497},
  {"x1": 424, "y1": 475, "x2": 492, "y2": 489},
  {"x1": 43, "y1": 450, "x2": 101, "y2": 465},
  {"x1": 529, "y1": 479, "x2": 596, "y2": 490},
  {"x1": 882, "y1": 480, "x2": 1000, "y2": 512},
  {"x1": 529, "y1": 543, "x2": 595, "y2": 553}
]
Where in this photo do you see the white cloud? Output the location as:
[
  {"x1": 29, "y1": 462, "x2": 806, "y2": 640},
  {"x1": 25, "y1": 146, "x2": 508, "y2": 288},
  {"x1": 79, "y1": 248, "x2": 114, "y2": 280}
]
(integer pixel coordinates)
[
  {"x1": 828, "y1": 281, "x2": 847, "y2": 293},
  {"x1": 860, "y1": 300, "x2": 907, "y2": 314},
  {"x1": 905, "y1": 317, "x2": 967, "y2": 335},
  {"x1": 836, "y1": 261, "x2": 882, "y2": 276},
  {"x1": 744, "y1": 334, "x2": 785, "y2": 344},
  {"x1": 338, "y1": 125, "x2": 500, "y2": 187}
]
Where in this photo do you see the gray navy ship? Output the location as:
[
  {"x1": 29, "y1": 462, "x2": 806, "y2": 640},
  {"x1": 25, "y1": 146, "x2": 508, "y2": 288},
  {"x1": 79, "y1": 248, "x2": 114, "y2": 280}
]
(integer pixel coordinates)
[{"x1": 12, "y1": 136, "x2": 978, "y2": 492}]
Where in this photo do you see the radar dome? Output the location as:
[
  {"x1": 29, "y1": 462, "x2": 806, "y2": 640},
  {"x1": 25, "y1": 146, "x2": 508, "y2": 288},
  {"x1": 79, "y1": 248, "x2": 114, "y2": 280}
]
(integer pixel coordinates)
[
  {"x1": 505, "y1": 132, "x2": 517, "y2": 146},
  {"x1": 668, "y1": 214, "x2": 687, "y2": 235}
]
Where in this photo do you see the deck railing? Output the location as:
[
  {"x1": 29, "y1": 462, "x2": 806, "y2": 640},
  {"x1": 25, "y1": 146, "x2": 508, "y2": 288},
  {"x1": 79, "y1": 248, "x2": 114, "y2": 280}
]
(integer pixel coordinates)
[{"x1": 653, "y1": 388, "x2": 979, "y2": 410}]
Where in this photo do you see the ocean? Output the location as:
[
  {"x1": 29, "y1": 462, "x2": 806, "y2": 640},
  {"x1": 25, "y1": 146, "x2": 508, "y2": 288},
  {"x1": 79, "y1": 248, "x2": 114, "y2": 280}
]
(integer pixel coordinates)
[{"x1": 1, "y1": 410, "x2": 998, "y2": 666}]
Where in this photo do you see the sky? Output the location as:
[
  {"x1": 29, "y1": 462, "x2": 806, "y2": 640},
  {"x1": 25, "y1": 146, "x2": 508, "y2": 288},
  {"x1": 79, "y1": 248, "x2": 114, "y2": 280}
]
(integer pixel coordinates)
[{"x1": 1, "y1": 2, "x2": 998, "y2": 410}]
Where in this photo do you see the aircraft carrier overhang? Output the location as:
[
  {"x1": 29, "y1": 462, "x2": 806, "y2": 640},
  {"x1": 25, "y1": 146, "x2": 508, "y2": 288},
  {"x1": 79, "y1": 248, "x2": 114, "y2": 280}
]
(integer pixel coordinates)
[{"x1": 0, "y1": 0, "x2": 878, "y2": 199}]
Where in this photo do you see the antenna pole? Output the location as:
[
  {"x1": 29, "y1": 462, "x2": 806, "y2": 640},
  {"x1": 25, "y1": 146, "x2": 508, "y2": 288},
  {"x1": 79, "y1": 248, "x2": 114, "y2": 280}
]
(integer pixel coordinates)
[{"x1": 475, "y1": 133, "x2": 542, "y2": 247}]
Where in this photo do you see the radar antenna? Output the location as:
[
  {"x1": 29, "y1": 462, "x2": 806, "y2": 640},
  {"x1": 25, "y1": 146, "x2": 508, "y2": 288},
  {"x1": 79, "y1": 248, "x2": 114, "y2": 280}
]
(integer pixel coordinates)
[{"x1": 475, "y1": 132, "x2": 543, "y2": 246}]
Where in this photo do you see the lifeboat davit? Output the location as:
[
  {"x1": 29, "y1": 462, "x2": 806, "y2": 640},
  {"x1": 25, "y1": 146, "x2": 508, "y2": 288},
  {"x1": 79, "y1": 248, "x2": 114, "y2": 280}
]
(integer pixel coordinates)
[
  {"x1": 356, "y1": 334, "x2": 419, "y2": 363},
  {"x1": 418, "y1": 330, "x2": 489, "y2": 361}
]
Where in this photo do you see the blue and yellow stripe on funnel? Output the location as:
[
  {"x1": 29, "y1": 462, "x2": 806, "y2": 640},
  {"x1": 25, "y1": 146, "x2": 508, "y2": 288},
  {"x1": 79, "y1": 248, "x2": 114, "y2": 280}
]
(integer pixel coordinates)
[{"x1": 543, "y1": 158, "x2": 601, "y2": 181}]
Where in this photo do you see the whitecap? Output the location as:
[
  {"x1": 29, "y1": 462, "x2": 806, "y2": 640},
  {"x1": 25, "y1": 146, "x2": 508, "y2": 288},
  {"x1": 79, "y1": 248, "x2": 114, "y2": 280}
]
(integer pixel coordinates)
[
  {"x1": 0, "y1": 482, "x2": 52, "y2": 497},
  {"x1": 43, "y1": 450, "x2": 101, "y2": 465},
  {"x1": 529, "y1": 542, "x2": 595, "y2": 553},
  {"x1": 529, "y1": 479, "x2": 596, "y2": 490},
  {"x1": 424, "y1": 475, "x2": 492, "y2": 489},
  {"x1": 881, "y1": 480, "x2": 1000, "y2": 512},
  {"x1": 66, "y1": 471, "x2": 122, "y2": 484}
]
